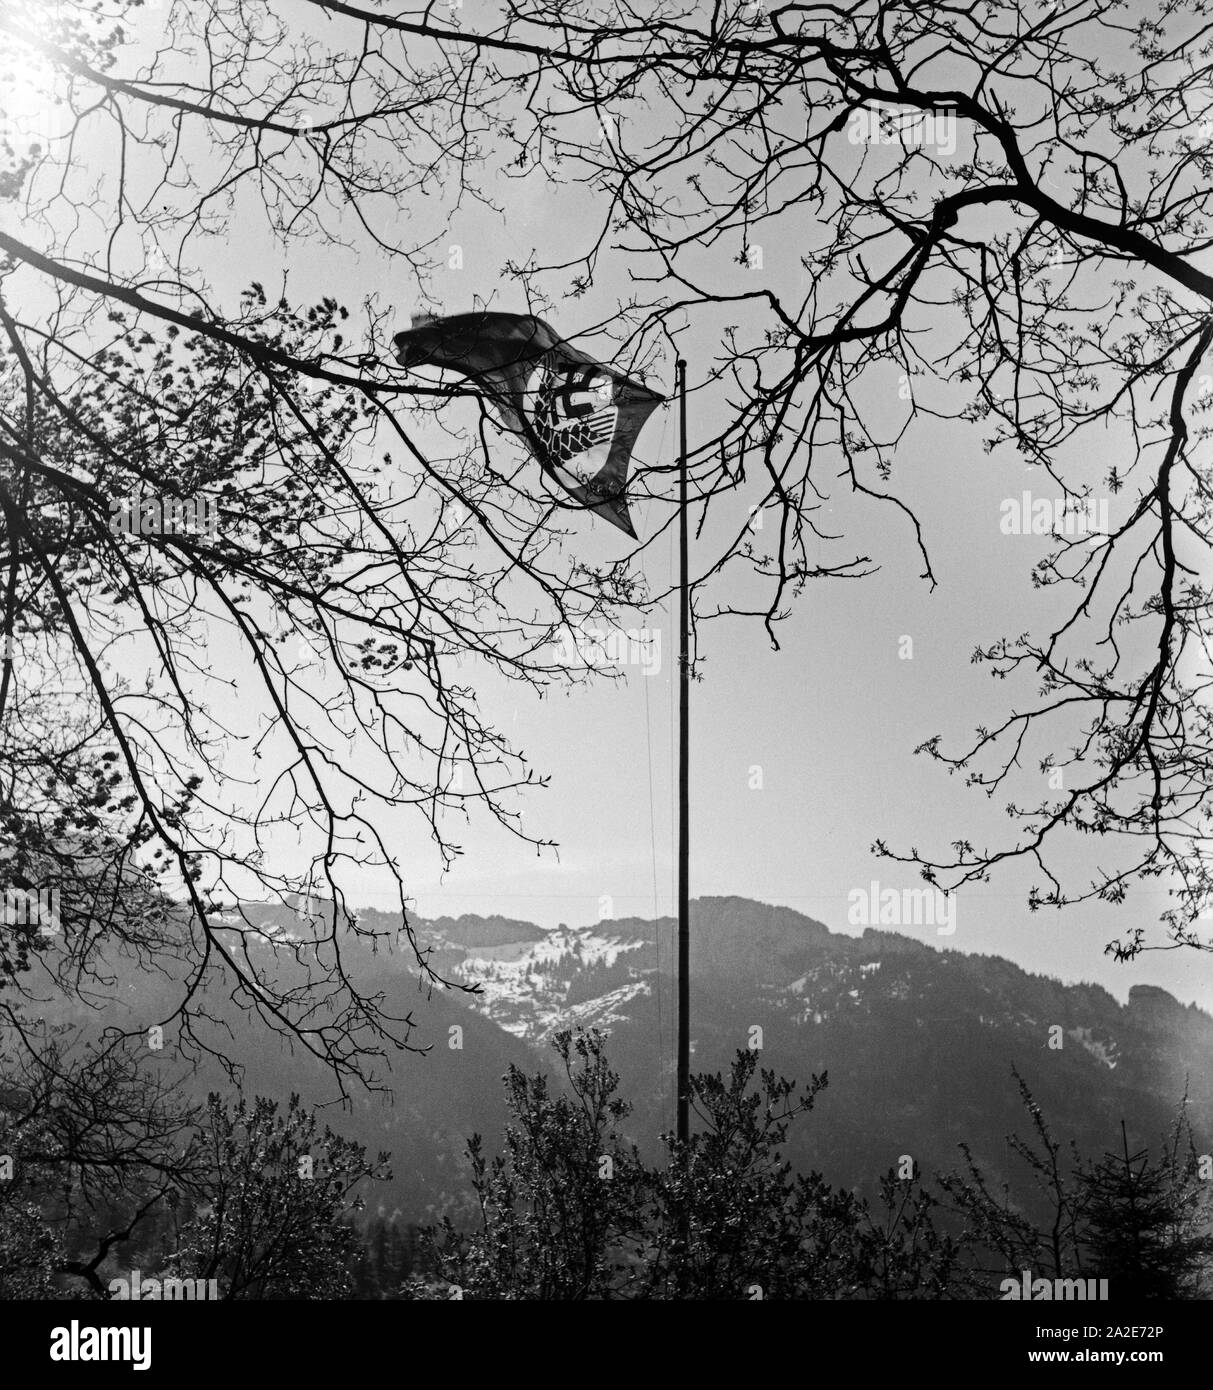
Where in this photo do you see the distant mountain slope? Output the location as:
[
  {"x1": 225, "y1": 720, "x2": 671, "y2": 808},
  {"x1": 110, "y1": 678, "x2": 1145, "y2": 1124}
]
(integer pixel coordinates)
[
  {"x1": 18, "y1": 896, "x2": 1213, "y2": 1222},
  {"x1": 425, "y1": 896, "x2": 1213, "y2": 1210}
]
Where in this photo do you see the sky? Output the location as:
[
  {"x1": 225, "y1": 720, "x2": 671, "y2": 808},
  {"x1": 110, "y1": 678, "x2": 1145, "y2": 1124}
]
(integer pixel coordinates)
[
  {"x1": 313, "y1": 53, "x2": 1211, "y2": 1014},
  {"x1": 343, "y1": 172, "x2": 1211, "y2": 1014},
  {"x1": 8, "y1": 0, "x2": 1213, "y2": 1014},
  {"x1": 405, "y1": 27, "x2": 1212, "y2": 1013}
]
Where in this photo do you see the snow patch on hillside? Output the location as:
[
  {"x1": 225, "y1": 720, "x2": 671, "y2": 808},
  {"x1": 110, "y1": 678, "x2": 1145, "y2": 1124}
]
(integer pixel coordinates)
[
  {"x1": 445, "y1": 926, "x2": 649, "y2": 1039},
  {"x1": 1068, "y1": 1025, "x2": 1119, "y2": 1070}
]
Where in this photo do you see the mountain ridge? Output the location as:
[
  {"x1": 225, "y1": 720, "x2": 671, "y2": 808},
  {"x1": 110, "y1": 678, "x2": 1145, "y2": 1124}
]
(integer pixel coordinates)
[{"x1": 21, "y1": 895, "x2": 1212, "y2": 1223}]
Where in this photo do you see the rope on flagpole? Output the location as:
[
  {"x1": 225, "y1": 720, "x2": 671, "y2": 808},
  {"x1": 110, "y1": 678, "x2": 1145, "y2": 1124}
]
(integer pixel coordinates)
[
  {"x1": 643, "y1": 406, "x2": 671, "y2": 1139},
  {"x1": 676, "y1": 358, "x2": 690, "y2": 1150},
  {"x1": 642, "y1": 650, "x2": 666, "y2": 1138}
]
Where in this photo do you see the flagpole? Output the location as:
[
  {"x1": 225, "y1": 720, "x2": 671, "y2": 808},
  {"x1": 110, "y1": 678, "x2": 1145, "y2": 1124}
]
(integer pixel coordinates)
[{"x1": 676, "y1": 358, "x2": 690, "y2": 1147}]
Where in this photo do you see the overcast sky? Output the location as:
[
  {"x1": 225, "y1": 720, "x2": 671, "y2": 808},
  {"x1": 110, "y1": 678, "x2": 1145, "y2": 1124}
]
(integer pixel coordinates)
[
  {"x1": 15, "y1": 3, "x2": 1211, "y2": 1013},
  {"x1": 295, "y1": 153, "x2": 1211, "y2": 1014}
]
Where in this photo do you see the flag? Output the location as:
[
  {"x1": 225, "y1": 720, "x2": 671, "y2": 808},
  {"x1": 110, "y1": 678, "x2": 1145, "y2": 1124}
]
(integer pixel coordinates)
[{"x1": 392, "y1": 311, "x2": 662, "y2": 537}]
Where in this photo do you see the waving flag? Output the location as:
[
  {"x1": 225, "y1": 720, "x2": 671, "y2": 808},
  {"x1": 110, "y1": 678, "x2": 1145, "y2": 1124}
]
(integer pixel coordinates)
[{"x1": 392, "y1": 311, "x2": 662, "y2": 537}]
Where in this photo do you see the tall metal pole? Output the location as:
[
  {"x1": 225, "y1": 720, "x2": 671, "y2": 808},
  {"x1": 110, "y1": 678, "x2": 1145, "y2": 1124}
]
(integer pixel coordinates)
[{"x1": 676, "y1": 358, "x2": 690, "y2": 1147}]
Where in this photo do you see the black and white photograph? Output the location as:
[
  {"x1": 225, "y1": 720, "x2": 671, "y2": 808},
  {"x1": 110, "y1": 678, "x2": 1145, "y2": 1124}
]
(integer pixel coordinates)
[{"x1": 1, "y1": 0, "x2": 1211, "y2": 1367}]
